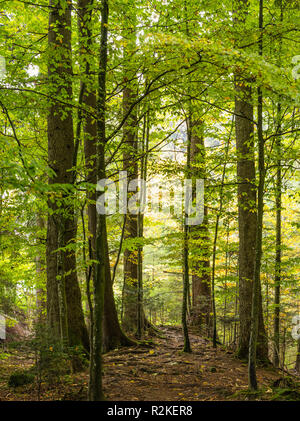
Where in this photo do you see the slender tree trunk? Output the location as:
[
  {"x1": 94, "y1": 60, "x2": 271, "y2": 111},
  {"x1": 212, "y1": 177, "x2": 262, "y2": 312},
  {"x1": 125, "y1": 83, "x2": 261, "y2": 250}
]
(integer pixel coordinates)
[
  {"x1": 122, "y1": 62, "x2": 139, "y2": 334},
  {"x1": 273, "y1": 3, "x2": 283, "y2": 369},
  {"x1": 121, "y1": 12, "x2": 155, "y2": 337},
  {"x1": 223, "y1": 227, "x2": 230, "y2": 346},
  {"x1": 281, "y1": 325, "x2": 286, "y2": 370},
  {"x1": 182, "y1": 221, "x2": 191, "y2": 353},
  {"x1": 211, "y1": 121, "x2": 232, "y2": 347},
  {"x1": 296, "y1": 340, "x2": 300, "y2": 373},
  {"x1": 234, "y1": 269, "x2": 238, "y2": 346},
  {"x1": 182, "y1": 117, "x2": 191, "y2": 353},
  {"x1": 248, "y1": 0, "x2": 265, "y2": 391},
  {"x1": 273, "y1": 103, "x2": 282, "y2": 368},
  {"x1": 36, "y1": 216, "x2": 46, "y2": 328},
  {"x1": 88, "y1": 0, "x2": 108, "y2": 401},
  {"x1": 77, "y1": 0, "x2": 97, "y2": 376},
  {"x1": 103, "y1": 230, "x2": 135, "y2": 351},
  {"x1": 88, "y1": 0, "x2": 136, "y2": 400},
  {"x1": 136, "y1": 207, "x2": 143, "y2": 339},
  {"x1": 78, "y1": 0, "x2": 132, "y2": 354},
  {"x1": 136, "y1": 112, "x2": 149, "y2": 338}
]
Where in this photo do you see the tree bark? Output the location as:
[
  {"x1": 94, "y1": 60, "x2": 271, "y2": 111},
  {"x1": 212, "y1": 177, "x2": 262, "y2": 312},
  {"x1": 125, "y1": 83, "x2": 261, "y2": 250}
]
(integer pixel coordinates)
[
  {"x1": 296, "y1": 340, "x2": 300, "y2": 373},
  {"x1": 47, "y1": 0, "x2": 89, "y2": 354},
  {"x1": 88, "y1": 0, "x2": 108, "y2": 401},
  {"x1": 248, "y1": 0, "x2": 265, "y2": 390},
  {"x1": 273, "y1": 4, "x2": 283, "y2": 369},
  {"x1": 273, "y1": 103, "x2": 282, "y2": 368},
  {"x1": 211, "y1": 121, "x2": 232, "y2": 347},
  {"x1": 234, "y1": 0, "x2": 268, "y2": 361},
  {"x1": 122, "y1": 82, "x2": 139, "y2": 334},
  {"x1": 36, "y1": 215, "x2": 46, "y2": 328},
  {"x1": 182, "y1": 117, "x2": 191, "y2": 353},
  {"x1": 78, "y1": 0, "x2": 132, "y2": 354},
  {"x1": 189, "y1": 117, "x2": 211, "y2": 336}
]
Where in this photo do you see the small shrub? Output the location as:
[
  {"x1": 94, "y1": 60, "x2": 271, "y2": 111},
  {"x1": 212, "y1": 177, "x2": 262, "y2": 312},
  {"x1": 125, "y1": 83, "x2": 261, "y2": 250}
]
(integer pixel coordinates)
[
  {"x1": 0, "y1": 352, "x2": 10, "y2": 360},
  {"x1": 8, "y1": 371, "x2": 35, "y2": 388},
  {"x1": 37, "y1": 345, "x2": 72, "y2": 383},
  {"x1": 271, "y1": 388, "x2": 300, "y2": 401}
]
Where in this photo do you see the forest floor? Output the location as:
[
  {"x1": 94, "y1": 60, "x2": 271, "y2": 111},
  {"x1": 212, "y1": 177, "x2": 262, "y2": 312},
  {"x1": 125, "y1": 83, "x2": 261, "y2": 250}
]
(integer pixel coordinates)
[{"x1": 0, "y1": 326, "x2": 299, "y2": 401}]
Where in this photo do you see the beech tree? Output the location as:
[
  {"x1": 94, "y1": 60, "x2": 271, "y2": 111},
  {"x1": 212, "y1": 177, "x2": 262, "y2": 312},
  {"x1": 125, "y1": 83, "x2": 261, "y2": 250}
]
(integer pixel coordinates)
[
  {"x1": 189, "y1": 116, "x2": 211, "y2": 335},
  {"x1": 47, "y1": 0, "x2": 89, "y2": 356},
  {"x1": 233, "y1": 0, "x2": 267, "y2": 361},
  {"x1": 0, "y1": 0, "x2": 299, "y2": 401}
]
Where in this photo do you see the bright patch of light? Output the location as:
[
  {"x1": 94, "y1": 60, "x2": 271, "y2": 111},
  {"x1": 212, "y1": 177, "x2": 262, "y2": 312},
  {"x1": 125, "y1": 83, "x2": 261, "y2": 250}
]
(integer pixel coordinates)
[{"x1": 27, "y1": 64, "x2": 39, "y2": 77}]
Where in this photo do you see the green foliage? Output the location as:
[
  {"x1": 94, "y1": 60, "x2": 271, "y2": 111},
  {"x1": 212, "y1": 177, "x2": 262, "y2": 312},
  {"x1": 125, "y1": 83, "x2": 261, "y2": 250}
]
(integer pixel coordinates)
[
  {"x1": 270, "y1": 387, "x2": 300, "y2": 401},
  {"x1": 8, "y1": 371, "x2": 35, "y2": 388},
  {"x1": 0, "y1": 0, "x2": 299, "y2": 398}
]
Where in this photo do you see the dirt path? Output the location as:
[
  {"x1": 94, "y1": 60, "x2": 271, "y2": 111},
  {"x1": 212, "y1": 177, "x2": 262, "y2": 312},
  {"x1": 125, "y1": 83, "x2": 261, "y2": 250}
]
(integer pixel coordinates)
[
  {"x1": 102, "y1": 326, "x2": 280, "y2": 401},
  {"x1": 0, "y1": 326, "x2": 295, "y2": 401}
]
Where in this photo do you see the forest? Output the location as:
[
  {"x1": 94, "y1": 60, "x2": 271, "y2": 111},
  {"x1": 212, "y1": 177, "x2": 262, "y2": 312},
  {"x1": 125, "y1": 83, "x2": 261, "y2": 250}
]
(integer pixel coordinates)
[{"x1": 0, "y1": 0, "x2": 299, "y2": 405}]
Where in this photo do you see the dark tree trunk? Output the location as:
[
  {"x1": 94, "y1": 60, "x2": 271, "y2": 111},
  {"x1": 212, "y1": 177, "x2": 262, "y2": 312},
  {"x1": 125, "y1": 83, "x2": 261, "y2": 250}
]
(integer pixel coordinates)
[
  {"x1": 64, "y1": 218, "x2": 90, "y2": 352},
  {"x1": 120, "y1": 6, "x2": 152, "y2": 337},
  {"x1": 47, "y1": 0, "x2": 89, "y2": 354},
  {"x1": 182, "y1": 221, "x2": 191, "y2": 353},
  {"x1": 273, "y1": 104, "x2": 282, "y2": 368},
  {"x1": 248, "y1": 0, "x2": 265, "y2": 390},
  {"x1": 88, "y1": 0, "x2": 108, "y2": 401},
  {"x1": 189, "y1": 117, "x2": 211, "y2": 336},
  {"x1": 78, "y1": 0, "x2": 132, "y2": 354},
  {"x1": 36, "y1": 215, "x2": 46, "y2": 328},
  {"x1": 182, "y1": 117, "x2": 191, "y2": 353},
  {"x1": 234, "y1": 0, "x2": 268, "y2": 362},
  {"x1": 273, "y1": 4, "x2": 283, "y2": 369},
  {"x1": 296, "y1": 340, "x2": 300, "y2": 373},
  {"x1": 122, "y1": 84, "x2": 139, "y2": 334},
  {"x1": 235, "y1": 78, "x2": 255, "y2": 359}
]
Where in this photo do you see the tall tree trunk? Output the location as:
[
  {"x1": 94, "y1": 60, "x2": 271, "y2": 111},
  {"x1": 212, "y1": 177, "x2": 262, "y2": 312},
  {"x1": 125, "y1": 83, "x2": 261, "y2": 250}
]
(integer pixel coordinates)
[
  {"x1": 182, "y1": 221, "x2": 191, "y2": 353},
  {"x1": 248, "y1": 0, "x2": 265, "y2": 390},
  {"x1": 88, "y1": 0, "x2": 108, "y2": 401},
  {"x1": 273, "y1": 3, "x2": 283, "y2": 369},
  {"x1": 47, "y1": 0, "x2": 89, "y2": 354},
  {"x1": 273, "y1": 103, "x2": 282, "y2": 368},
  {"x1": 211, "y1": 121, "x2": 232, "y2": 347},
  {"x1": 77, "y1": 0, "x2": 97, "y2": 368},
  {"x1": 78, "y1": 0, "x2": 132, "y2": 354},
  {"x1": 64, "y1": 216, "x2": 90, "y2": 352},
  {"x1": 136, "y1": 111, "x2": 149, "y2": 338},
  {"x1": 234, "y1": 0, "x2": 267, "y2": 361},
  {"x1": 103, "y1": 227, "x2": 135, "y2": 351},
  {"x1": 182, "y1": 117, "x2": 191, "y2": 353},
  {"x1": 189, "y1": 117, "x2": 211, "y2": 336},
  {"x1": 121, "y1": 4, "x2": 152, "y2": 335},
  {"x1": 122, "y1": 78, "x2": 139, "y2": 334},
  {"x1": 88, "y1": 0, "x2": 135, "y2": 400}
]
